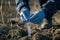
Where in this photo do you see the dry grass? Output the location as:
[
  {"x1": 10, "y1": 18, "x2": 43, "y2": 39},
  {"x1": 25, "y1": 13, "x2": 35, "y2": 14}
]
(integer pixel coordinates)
[{"x1": 0, "y1": 0, "x2": 60, "y2": 40}]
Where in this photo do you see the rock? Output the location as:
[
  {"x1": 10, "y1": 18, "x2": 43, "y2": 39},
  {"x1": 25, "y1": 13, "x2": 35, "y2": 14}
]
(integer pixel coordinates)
[{"x1": 52, "y1": 11, "x2": 60, "y2": 25}]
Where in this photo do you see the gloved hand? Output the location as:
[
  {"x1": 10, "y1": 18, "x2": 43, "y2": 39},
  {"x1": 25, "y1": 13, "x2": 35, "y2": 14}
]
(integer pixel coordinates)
[
  {"x1": 19, "y1": 7, "x2": 30, "y2": 22},
  {"x1": 29, "y1": 9, "x2": 45, "y2": 24},
  {"x1": 15, "y1": 0, "x2": 30, "y2": 23}
]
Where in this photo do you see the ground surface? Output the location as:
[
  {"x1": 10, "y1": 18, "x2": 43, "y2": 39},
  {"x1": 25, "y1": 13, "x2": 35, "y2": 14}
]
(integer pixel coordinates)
[{"x1": 0, "y1": 0, "x2": 60, "y2": 40}]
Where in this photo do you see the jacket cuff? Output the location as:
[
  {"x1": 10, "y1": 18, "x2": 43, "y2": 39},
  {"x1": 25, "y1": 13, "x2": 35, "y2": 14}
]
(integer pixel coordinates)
[{"x1": 42, "y1": 1, "x2": 57, "y2": 18}]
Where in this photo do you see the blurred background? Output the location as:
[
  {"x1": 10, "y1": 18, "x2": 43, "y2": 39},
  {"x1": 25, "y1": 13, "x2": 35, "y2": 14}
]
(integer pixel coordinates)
[
  {"x1": 0, "y1": 0, "x2": 18, "y2": 26},
  {"x1": 0, "y1": 0, "x2": 60, "y2": 40}
]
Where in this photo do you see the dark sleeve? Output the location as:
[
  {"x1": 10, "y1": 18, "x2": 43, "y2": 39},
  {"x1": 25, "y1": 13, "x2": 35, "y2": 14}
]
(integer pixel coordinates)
[
  {"x1": 54, "y1": 0, "x2": 60, "y2": 10},
  {"x1": 15, "y1": 0, "x2": 30, "y2": 12},
  {"x1": 39, "y1": 0, "x2": 48, "y2": 6},
  {"x1": 42, "y1": 0, "x2": 58, "y2": 19}
]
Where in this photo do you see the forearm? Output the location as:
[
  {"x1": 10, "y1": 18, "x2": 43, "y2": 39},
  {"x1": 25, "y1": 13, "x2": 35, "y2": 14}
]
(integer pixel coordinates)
[
  {"x1": 54, "y1": 0, "x2": 60, "y2": 10},
  {"x1": 15, "y1": 0, "x2": 30, "y2": 12},
  {"x1": 42, "y1": 0, "x2": 58, "y2": 18}
]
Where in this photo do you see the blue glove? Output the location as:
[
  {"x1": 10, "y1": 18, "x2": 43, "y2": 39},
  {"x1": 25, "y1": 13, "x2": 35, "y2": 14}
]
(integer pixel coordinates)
[
  {"x1": 29, "y1": 9, "x2": 45, "y2": 24},
  {"x1": 15, "y1": 0, "x2": 30, "y2": 22},
  {"x1": 19, "y1": 7, "x2": 30, "y2": 22}
]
